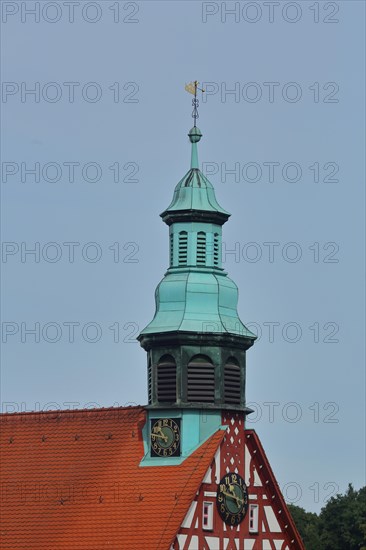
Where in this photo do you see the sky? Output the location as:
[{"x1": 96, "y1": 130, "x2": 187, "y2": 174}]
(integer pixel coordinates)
[{"x1": 1, "y1": 0, "x2": 365, "y2": 514}]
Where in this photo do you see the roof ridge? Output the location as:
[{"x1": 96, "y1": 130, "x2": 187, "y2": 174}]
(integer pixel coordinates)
[{"x1": 0, "y1": 404, "x2": 145, "y2": 418}]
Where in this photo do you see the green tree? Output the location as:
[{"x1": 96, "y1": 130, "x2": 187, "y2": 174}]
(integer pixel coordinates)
[
  {"x1": 318, "y1": 484, "x2": 366, "y2": 550},
  {"x1": 288, "y1": 485, "x2": 366, "y2": 550},
  {"x1": 288, "y1": 504, "x2": 321, "y2": 549}
]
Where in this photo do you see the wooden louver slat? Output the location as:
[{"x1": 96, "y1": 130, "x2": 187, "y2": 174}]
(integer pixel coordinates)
[
  {"x1": 157, "y1": 358, "x2": 177, "y2": 402},
  {"x1": 187, "y1": 357, "x2": 215, "y2": 402},
  {"x1": 214, "y1": 233, "x2": 219, "y2": 265},
  {"x1": 224, "y1": 362, "x2": 241, "y2": 404},
  {"x1": 196, "y1": 232, "x2": 206, "y2": 265},
  {"x1": 178, "y1": 232, "x2": 188, "y2": 266},
  {"x1": 148, "y1": 360, "x2": 152, "y2": 404}
]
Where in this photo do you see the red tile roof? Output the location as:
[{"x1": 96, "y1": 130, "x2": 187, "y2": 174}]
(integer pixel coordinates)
[{"x1": 0, "y1": 406, "x2": 224, "y2": 550}]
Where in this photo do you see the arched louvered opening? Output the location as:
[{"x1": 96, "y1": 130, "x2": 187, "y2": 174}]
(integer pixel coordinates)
[
  {"x1": 187, "y1": 355, "x2": 215, "y2": 402},
  {"x1": 148, "y1": 357, "x2": 152, "y2": 404},
  {"x1": 157, "y1": 355, "x2": 177, "y2": 402},
  {"x1": 213, "y1": 233, "x2": 219, "y2": 266},
  {"x1": 178, "y1": 231, "x2": 188, "y2": 266},
  {"x1": 224, "y1": 358, "x2": 241, "y2": 404},
  {"x1": 169, "y1": 233, "x2": 174, "y2": 266},
  {"x1": 197, "y1": 232, "x2": 206, "y2": 266}
]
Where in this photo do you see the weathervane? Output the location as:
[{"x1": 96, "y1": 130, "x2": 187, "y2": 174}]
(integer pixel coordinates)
[{"x1": 185, "y1": 81, "x2": 205, "y2": 127}]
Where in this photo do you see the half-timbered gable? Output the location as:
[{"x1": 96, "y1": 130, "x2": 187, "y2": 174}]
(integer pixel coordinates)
[{"x1": 173, "y1": 418, "x2": 303, "y2": 550}]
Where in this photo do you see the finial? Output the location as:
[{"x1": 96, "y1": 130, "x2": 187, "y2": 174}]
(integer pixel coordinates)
[
  {"x1": 188, "y1": 126, "x2": 202, "y2": 169},
  {"x1": 188, "y1": 126, "x2": 202, "y2": 144},
  {"x1": 185, "y1": 82, "x2": 204, "y2": 169},
  {"x1": 185, "y1": 81, "x2": 205, "y2": 127}
]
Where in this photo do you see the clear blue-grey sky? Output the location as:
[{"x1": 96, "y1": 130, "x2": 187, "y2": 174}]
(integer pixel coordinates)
[{"x1": 1, "y1": 0, "x2": 365, "y2": 513}]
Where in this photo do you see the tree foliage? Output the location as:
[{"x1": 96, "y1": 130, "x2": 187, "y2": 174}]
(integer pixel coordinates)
[{"x1": 288, "y1": 484, "x2": 366, "y2": 550}]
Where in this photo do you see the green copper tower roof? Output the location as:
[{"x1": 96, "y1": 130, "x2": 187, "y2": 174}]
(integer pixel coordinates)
[
  {"x1": 139, "y1": 126, "x2": 256, "y2": 342},
  {"x1": 140, "y1": 270, "x2": 256, "y2": 338},
  {"x1": 161, "y1": 128, "x2": 230, "y2": 226}
]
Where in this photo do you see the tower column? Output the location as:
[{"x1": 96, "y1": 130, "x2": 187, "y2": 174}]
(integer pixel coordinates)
[{"x1": 138, "y1": 117, "x2": 256, "y2": 415}]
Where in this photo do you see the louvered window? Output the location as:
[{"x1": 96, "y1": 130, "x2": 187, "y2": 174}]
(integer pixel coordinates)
[
  {"x1": 224, "y1": 358, "x2": 241, "y2": 404},
  {"x1": 148, "y1": 358, "x2": 152, "y2": 404},
  {"x1": 170, "y1": 233, "x2": 174, "y2": 266},
  {"x1": 187, "y1": 355, "x2": 215, "y2": 402},
  {"x1": 197, "y1": 232, "x2": 206, "y2": 266},
  {"x1": 178, "y1": 231, "x2": 188, "y2": 266},
  {"x1": 213, "y1": 233, "x2": 219, "y2": 266},
  {"x1": 157, "y1": 355, "x2": 177, "y2": 402}
]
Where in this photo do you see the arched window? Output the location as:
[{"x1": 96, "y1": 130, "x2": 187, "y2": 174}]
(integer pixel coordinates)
[
  {"x1": 187, "y1": 355, "x2": 215, "y2": 402},
  {"x1": 224, "y1": 358, "x2": 241, "y2": 404},
  {"x1": 213, "y1": 233, "x2": 219, "y2": 266},
  {"x1": 196, "y1": 232, "x2": 206, "y2": 266},
  {"x1": 178, "y1": 231, "x2": 188, "y2": 266},
  {"x1": 157, "y1": 355, "x2": 177, "y2": 402}
]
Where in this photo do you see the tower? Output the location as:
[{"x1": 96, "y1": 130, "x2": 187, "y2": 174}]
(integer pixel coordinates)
[
  {"x1": 137, "y1": 86, "x2": 257, "y2": 471},
  {"x1": 138, "y1": 123, "x2": 256, "y2": 414}
]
